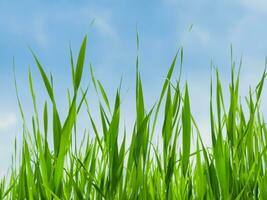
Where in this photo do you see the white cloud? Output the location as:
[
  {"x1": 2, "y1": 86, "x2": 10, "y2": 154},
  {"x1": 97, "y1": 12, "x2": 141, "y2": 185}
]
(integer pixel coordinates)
[
  {"x1": 181, "y1": 25, "x2": 213, "y2": 48},
  {"x1": 78, "y1": 7, "x2": 119, "y2": 42},
  {"x1": 238, "y1": 0, "x2": 267, "y2": 13},
  {"x1": 0, "y1": 113, "x2": 17, "y2": 130},
  {"x1": 32, "y1": 17, "x2": 50, "y2": 49},
  {"x1": 0, "y1": 14, "x2": 50, "y2": 49},
  {"x1": 94, "y1": 16, "x2": 118, "y2": 40}
]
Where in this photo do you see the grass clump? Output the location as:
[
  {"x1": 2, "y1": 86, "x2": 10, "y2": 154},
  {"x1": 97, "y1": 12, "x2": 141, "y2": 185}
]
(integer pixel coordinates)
[{"x1": 1, "y1": 35, "x2": 267, "y2": 199}]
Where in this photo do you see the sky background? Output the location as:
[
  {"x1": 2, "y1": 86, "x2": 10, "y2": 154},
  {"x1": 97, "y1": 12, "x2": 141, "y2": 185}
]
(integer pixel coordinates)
[{"x1": 1, "y1": 0, "x2": 267, "y2": 176}]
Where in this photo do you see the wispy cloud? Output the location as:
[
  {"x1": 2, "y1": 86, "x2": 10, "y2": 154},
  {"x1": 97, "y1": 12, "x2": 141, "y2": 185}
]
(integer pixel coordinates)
[
  {"x1": 0, "y1": 14, "x2": 50, "y2": 49},
  {"x1": 32, "y1": 17, "x2": 50, "y2": 49},
  {"x1": 238, "y1": 0, "x2": 267, "y2": 13},
  {"x1": 0, "y1": 3, "x2": 119, "y2": 50},
  {"x1": 181, "y1": 25, "x2": 213, "y2": 48},
  {"x1": 94, "y1": 16, "x2": 118, "y2": 40},
  {"x1": 0, "y1": 113, "x2": 17, "y2": 130}
]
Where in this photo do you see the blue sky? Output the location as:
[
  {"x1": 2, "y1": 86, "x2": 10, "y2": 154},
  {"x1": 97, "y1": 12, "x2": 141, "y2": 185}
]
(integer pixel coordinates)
[{"x1": 1, "y1": 0, "x2": 267, "y2": 176}]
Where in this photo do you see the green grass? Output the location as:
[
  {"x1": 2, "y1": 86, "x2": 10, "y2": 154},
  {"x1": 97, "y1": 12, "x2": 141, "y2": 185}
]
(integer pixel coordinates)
[{"x1": 1, "y1": 35, "x2": 267, "y2": 199}]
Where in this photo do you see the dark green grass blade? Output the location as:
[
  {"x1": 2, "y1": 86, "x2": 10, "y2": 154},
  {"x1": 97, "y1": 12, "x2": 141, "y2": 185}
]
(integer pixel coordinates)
[
  {"x1": 74, "y1": 36, "x2": 87, "y2": 93},
  {"x1": 182, "y1": 84, "x2": 191, "y2": 176}
]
